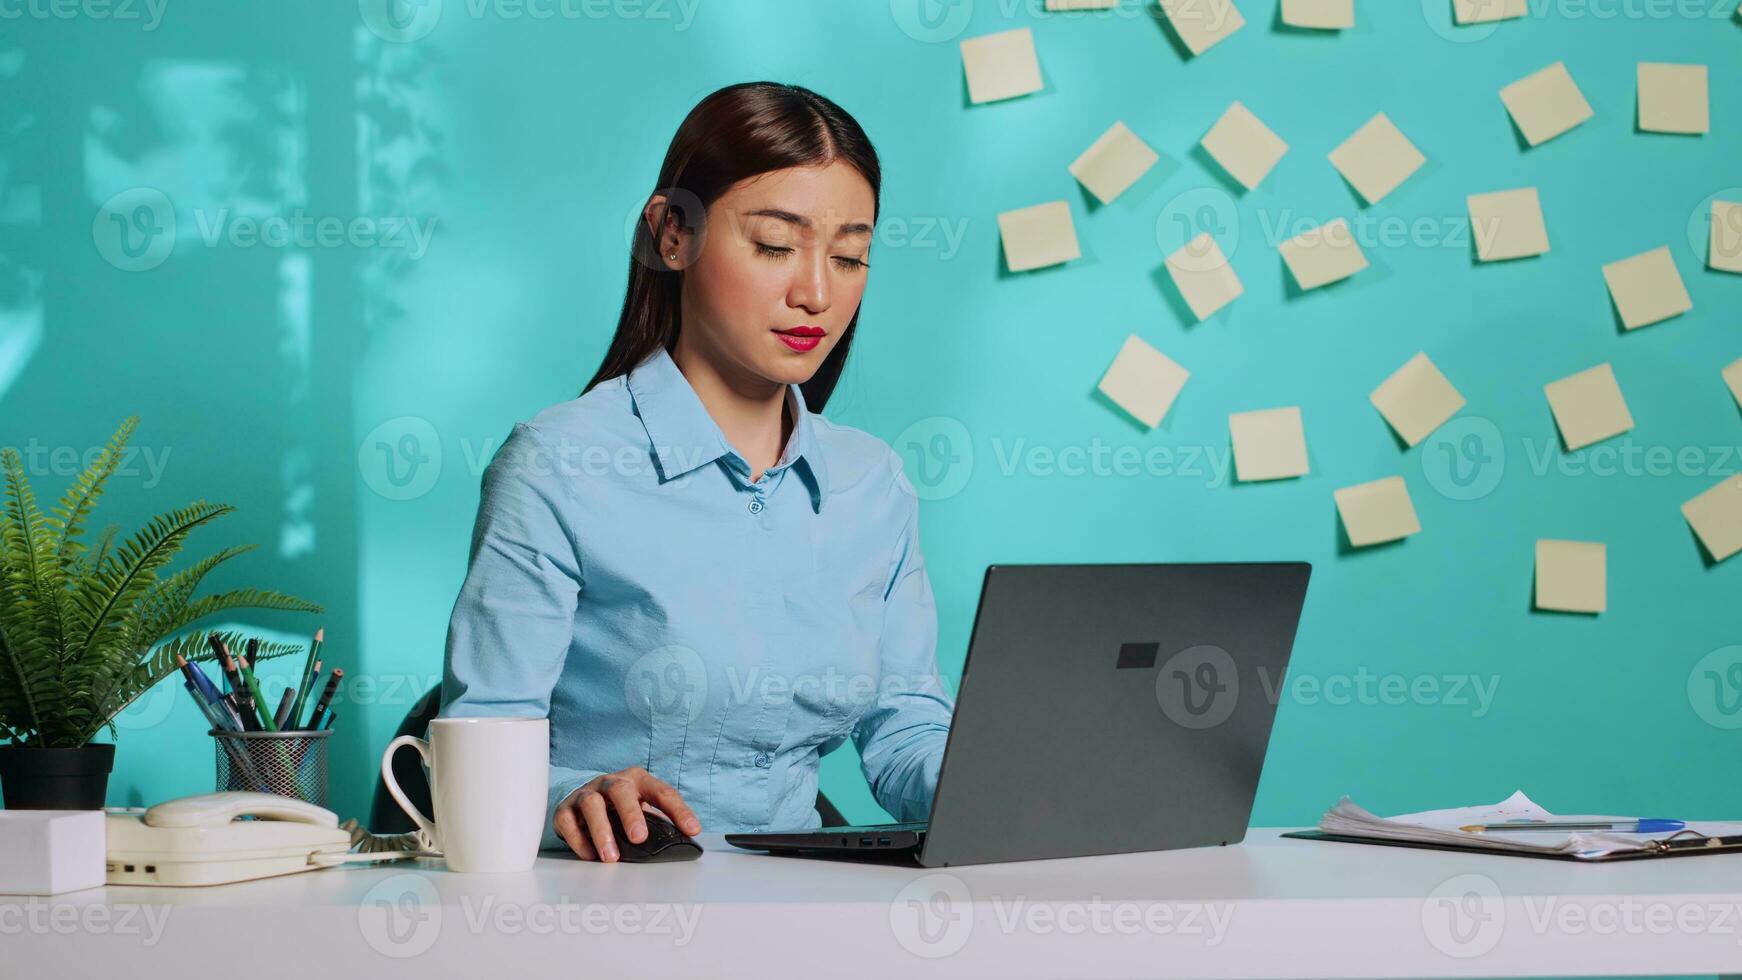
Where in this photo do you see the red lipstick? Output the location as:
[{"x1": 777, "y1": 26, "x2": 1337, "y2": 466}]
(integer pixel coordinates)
[{"x1": 773, "y1": 325, "x2": 825, "y2": 352}]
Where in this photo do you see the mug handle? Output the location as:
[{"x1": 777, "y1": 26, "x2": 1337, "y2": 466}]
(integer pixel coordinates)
[{"x1": 381, "y1": 735, "x2": 439, "y2": 842}]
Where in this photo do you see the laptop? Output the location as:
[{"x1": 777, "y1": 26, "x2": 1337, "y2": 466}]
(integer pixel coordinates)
[{"x1": 723, "y1": 562, "x2": 1312, "y2": 867}]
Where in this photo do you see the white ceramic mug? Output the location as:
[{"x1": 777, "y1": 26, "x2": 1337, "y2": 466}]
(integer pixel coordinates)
[{"x1": 381, "y1": 716, "x2": 549, "y2": 873}]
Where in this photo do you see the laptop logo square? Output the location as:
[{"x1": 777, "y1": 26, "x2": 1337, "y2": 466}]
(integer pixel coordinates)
[{"x1": 1115, "y1": 641, "x2": 1159, "y2": 669}]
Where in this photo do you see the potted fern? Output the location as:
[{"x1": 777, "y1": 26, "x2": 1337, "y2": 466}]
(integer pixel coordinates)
[{"x1": 0, "y1": 417, "x2": 322, "y2": 809}]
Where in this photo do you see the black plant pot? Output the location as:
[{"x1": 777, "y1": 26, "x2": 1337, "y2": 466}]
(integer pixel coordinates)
[{"x1": 0, "y1": 743, "x2": 116, "y2": 810}]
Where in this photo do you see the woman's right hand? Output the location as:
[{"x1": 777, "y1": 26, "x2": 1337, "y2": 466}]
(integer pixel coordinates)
[{"x1": 552, "y1": 766, "x2": 703, "y2": 862}]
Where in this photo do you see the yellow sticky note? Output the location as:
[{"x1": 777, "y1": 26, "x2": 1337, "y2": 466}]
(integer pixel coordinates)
[
  {"x1": 1281, "y1": 0, "x2": 1353, "y2": 28},
  {"x1": 1334, "y1": 476, "x2": 1421, "y2": 547},
  {"x1": 1724, "y1": 357, "x2": 1742, "y2": 410},
  {"x1": 1069, "y1": 121, "x2": 1160, "y2": 205},
  {"x1": 1230, "y1": 407, "x2": 1309, "y2": 481},
  {"x1": 961, "y1": 28, "x2": 1044, "y2": 104},
  {"x1": 1638, "y1": 62, "x2": 1708, "y2": 135},
  {"x1": 1711, "y1": 200, "x2": 1742, "y2": 273},
  {"x1": 1684, "y1": 475, "x2": 1742, "y2": 562},
  {"x1": 1602, "y1": 246, "x2": 1692, "y2": 330},
  {"x1": 1467, "y1": 187, "x2": 1549, "y2": 262},
  {"x1": 998, "y1": 201, "x2": 1079, "y2": 272},
  {"x1": 1453, "y1": 0, "x2": 1525, "y2": 24},
  {"x1": 1097, "y1": 334, "x2": 1189, "y2": 429},
  {"x1": 1200, "y1": 101, "x2": 1288, "y2": 190},
  {"x1": 1370, "y1": 352, "x2": 1466, "y2": 447},
  {"x1": 1158, "y1": 0, "x2": 1245, "y2": 55},
  {"x1": 1544, "y1": 363, "x2": 1633, "y2": 451},
  {"x1": 1328, "y1": 113, "x2": 1426, "y2": 205},
  {"x1": 1280, "y1": 218, "x2": 1368, "y2": 290},
  {"x1": 1500, "y1": 62, "x2": 1594, "y2": 147},
  {"x1": 1165, "y1": 233, "x2": 1244, "y2": 321},
  {"x1": 1534, "y1": 540, "x2": 1606, "y2": 613}
]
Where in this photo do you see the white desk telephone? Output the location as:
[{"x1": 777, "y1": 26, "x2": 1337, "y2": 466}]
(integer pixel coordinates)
[{"x1": 105, "y1": 791, "x2": 431, "y2": 887}]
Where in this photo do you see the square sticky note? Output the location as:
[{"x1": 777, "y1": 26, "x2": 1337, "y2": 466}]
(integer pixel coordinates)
[
  {"x1": 1468, "y1": 187, "x2": 1549, "y2": 261},
  {"x1": 998, "y1": 201, "x2": 1079, "y2": 272},
  {"x1": 1370, "y1": 352, "x2": 1466, "y2": 447},
  {"x1": 1280, "y1": 218, "x2": 1368, "y2": 290},
  {"x1": 1724, "y1": 357, "x2": 1742, "y2": 410},
  {"x1": 1230, "y1": 407, "x2": 1309, "y2": 481},
  {"x1": 1098, "y1": 334, "x2": 1189, "y2": 429},
  {"x1": 1535, "y1": 540, "x2": 1606, "y2": 613},
  {"x1": 1165, "y1": 233, "x2": 1244, "y2": 321},
  {"x1": 1200, "y1": 101, "x2": 1288, "y2": 190},
  {"x1": 1500, "y1": 62, "x2": 1594, "y2": 146},
  {"x1": 1544, "y1": 363, "x2": 1633, "y2": 451},
  {"x1": 1712, "y1": 200, "x2": 1742, "y2": 273},
  {"x1": 1684, "y1": 476, "x2": 1742, "y2": 562},
  {"x1": 1335, "y1": 476, "x2": 1421, "y2": 547},
  {"x1": 1281, "y1": 0, "x2": 1353, "y2": 28},
  {"x1": 1069, "y1": 121, "x2": 1160, "y2": 205},
  {"x1": 961, "y1": 28, "x2": 1044, "y2": 104},
  {"x1": 1602, "y1": 246, "x2": 1692, "y2": 330},
  {"x1": 1158, "y1": 0, "x2": 1245, "y2": 55},
  {"x1": 1638, "y1": 62, "x2": 1709, "y2": 134},
  {"x1": 1453, "y1": 0, "x2": 1525, "y2": 23},
  {"x1": 1328, "y1": 113, "x2": 1426, "y2": 205}
]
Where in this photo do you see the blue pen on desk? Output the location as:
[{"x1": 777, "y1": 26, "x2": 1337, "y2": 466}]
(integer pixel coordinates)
[{"x1": 1460, "y1": 819, "x2": 1686, "y2": 834}]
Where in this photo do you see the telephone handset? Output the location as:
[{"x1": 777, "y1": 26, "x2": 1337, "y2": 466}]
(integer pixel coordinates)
[{"x1": 106, "y1": 791, "x2": 356, "y2": 887}]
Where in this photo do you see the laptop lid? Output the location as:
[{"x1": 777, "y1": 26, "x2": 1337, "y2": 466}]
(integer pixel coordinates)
[{"x1": 918, "y1": 562, "x2": 1311, "y2": 867}]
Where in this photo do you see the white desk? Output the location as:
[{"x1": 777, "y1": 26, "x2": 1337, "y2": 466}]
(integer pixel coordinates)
[{"x1": 8, "y1": 829, "x2": 1742, "y2": 978}]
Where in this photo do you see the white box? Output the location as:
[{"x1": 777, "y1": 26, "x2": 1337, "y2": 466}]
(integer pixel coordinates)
[{"x1": 0, "y1": 810, "x2": 107, "y2": 895}]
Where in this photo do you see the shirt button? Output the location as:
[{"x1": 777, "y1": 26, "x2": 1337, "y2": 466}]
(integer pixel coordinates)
[
  {"x1": 754, "y1": 752, "x2": 771, "y2": 767},
  {"x1": 748, "y1": 498, "x2": 764, "y2": 514}
]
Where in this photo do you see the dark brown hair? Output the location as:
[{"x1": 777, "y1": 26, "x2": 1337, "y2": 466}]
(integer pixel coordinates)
[{"x1": 581, "y1": 81, "x2": 881, "y2": 413}]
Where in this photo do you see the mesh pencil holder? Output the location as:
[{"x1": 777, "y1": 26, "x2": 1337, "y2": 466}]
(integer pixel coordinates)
[{"x1": 210, "y1": 729, "x2": 333, "y2": 807}]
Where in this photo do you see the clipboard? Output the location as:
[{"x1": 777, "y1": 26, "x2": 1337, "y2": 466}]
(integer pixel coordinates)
[{"x1": 1282, "y1": 828, "x2": 1742, "y2": 862}]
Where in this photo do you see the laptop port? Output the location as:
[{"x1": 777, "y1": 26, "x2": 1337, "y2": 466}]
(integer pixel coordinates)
[
  {"x1": 877, "y1": 837, "x2": 891, "y2": 845},
  {"x1": 859, "y1": 837, "x2": 873, "y2": 845}
]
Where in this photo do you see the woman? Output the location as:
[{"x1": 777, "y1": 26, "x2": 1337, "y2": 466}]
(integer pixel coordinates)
[{"x1": 439, "y1": 82, "x2": 956, "y2": 862}]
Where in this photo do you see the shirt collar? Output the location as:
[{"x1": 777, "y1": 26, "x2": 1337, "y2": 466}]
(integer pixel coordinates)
[{"x1": 625, "y1": 345, "x2": 829, "y2": 513}]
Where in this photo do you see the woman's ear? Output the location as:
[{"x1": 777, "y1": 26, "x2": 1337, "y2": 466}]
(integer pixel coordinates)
[{"x1": 644, "y1": 194, "x2": 694, "y2": 270}]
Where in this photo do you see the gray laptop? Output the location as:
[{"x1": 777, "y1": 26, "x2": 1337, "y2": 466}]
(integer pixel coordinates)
[{"x1": 724, "y1": 562, "x2": 1312, "y2": 867}]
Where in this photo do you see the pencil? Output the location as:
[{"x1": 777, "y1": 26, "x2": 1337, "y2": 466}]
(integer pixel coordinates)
[
  {"x1": 308, "y1": 669, "x2": 343, "y2": 732},
  {"x1": 287, "y1": 628, "x2": 323, "y2": 735},
  {"x1": 208, "y1": 634, "x2": 258, "y2": 732},
  {"x1": 237, "y1": 646, "x2": 276, "y2": 732}
]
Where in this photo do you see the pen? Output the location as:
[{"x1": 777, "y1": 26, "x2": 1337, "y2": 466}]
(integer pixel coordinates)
[
  {"x1": 1460, "y1": 819, "x2": 1687, "y2": 834},
  {"x1": 273, "y1": 688, "x2": 297, "y2": 730}
]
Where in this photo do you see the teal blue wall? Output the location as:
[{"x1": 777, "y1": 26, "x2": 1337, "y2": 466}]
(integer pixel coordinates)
[{"x1": 3, "y1": 1, "x2": 1740, "y2": 846}]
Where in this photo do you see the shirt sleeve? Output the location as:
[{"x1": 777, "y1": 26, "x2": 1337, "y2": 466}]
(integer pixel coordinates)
[
  {"x1": 436, "y1": 421, "x2": 605, "y2": 851},
  {"x1": 850, "y1": 467, "x2": 957, "y2": 823}
]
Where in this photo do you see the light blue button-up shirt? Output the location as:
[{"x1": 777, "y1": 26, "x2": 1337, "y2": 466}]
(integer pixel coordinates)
[{"x1": 438, "y1": 345, "x2": 956, "y2": 849}]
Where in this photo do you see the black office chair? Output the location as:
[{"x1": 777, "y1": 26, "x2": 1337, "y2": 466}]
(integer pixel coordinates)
[{"x1": 370, "y1": 686, "x2": 849, "y2": 834}]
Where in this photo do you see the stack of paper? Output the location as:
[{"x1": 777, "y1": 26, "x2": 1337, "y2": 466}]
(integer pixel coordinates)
[{"x1": 1318, "y1": 790, "x2": 1740, "y2": 858}]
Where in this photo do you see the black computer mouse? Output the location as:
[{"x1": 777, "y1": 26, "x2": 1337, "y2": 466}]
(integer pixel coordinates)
[{"x1": 605, "y1": 806, "x2": 703, "y2": 863}]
